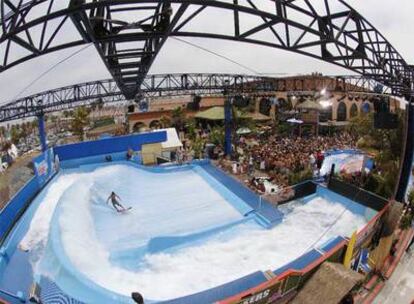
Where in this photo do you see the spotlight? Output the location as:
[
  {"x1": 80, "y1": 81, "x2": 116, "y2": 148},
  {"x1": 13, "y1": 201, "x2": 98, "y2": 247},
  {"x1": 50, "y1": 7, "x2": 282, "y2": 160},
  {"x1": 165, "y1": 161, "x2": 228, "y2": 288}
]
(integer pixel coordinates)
[{"x1": 319, "y1": 100, "x2": 332, "y2": 108}]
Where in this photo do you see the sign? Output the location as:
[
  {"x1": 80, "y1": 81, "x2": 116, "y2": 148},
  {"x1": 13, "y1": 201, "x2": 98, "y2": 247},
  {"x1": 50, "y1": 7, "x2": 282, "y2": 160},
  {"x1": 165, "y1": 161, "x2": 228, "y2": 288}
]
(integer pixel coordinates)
[{"x1": 33, "y1": 148, "x2": 56, "y2": 187}]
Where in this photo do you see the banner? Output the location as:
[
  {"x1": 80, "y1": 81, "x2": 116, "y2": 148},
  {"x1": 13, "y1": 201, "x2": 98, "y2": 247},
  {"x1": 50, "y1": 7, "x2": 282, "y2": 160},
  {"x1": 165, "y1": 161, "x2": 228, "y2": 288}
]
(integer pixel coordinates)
[{"x1": 33, "y1": 148, "x2": 56, "y2": 187}]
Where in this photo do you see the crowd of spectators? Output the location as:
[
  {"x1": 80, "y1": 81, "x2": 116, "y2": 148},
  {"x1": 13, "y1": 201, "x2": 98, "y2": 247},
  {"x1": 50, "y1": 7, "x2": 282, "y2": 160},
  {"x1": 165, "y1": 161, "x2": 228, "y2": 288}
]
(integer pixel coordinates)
[{"x1": 216, "y1": 130, "x2": 357, "y2": 189}]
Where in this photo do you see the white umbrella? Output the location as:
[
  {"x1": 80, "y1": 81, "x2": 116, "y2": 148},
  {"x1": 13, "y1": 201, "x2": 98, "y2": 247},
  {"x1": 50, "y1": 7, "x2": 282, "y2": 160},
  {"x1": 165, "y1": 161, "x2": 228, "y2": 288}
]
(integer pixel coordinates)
[
  {"x1": 287, "y1": 118, "x2": 304, "y2": 124},
  {"x1": 237, "y1": 127, "x2": 252, "y2": 135}
]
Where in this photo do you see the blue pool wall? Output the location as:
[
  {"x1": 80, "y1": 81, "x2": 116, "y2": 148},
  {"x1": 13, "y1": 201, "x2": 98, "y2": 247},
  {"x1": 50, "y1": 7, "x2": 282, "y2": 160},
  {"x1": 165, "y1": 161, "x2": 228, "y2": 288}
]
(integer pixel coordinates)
[
  {"x1": 0, "y1": 172, "x2": 65, "y2": 303},
  {"x1": 328, "y1": 178, "x2": 388, "y2": 212},
  {"x1": 0, "y1": 178, "x2": 40, "y2": 247},
  {"x1": 54, "y1": 131, "x2": 167, "y2": 162}
]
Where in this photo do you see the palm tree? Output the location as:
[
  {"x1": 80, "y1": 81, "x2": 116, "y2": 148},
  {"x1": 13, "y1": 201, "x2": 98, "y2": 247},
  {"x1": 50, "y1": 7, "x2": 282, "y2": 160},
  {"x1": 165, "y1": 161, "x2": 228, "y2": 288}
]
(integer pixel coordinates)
[
  {"x1": 171, "y1": 107, "x2": 186, "y2": 130},
  {"x1": 71, "y1": 106, "x2": 90, "y2": 141},
  {"x1": 10, "y1": 125, "x2": 21, "y2": 145},
  {"x1": 160, "y1": 115, "x2": 172, "y2": 128},
  {"x1": 0, "y1": 126, "x2": 5, "y2": 140}
]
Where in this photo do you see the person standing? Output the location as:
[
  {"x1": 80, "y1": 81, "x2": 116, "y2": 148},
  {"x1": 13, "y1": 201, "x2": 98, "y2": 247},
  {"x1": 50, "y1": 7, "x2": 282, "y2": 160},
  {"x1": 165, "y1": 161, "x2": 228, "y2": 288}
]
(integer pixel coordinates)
[
  {"x1": 107, "y1": 191, "x2": 127, "y2": 212},
  {"x1": 248, "y1": 155, "x2": 254, "y2": 176}
]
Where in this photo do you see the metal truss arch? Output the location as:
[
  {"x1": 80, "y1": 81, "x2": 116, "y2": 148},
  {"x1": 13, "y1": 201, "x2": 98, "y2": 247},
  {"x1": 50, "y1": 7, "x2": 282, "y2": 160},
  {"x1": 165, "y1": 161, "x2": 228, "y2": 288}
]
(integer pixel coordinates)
[
  {"x1": 1, "y1": 0, "x2": 413, "y2": 99},
  {"x1": 0, "y1": 73, "x2": 391, "y2": 122}
]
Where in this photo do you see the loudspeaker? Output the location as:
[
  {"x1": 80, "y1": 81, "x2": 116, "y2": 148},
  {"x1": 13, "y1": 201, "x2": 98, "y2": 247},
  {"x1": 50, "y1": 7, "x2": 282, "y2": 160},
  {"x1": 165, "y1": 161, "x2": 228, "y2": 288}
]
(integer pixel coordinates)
[
  {"x1": 373, "y1": 97, "x2": 389, "y2": 113},
  {"x1": 187, "y1": 95, "x2": 201, "y2": 111},
  {"x1": 374, "y1": 112, "x2": 398, "y2": 129}
]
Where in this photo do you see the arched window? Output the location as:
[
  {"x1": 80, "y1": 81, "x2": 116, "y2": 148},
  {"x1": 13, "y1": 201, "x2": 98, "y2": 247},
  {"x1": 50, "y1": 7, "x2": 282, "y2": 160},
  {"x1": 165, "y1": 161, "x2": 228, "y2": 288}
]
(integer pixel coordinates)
[
  {"x1": 362, "y1": 102, "x2": 371, "y2": 114},
  {"x1": 259, "y1": 98, "x2": 271, "y2": 116},
  {"x1": 277, "y1": 98, "x2": 291, "y2": 112},
  {"x1": 149, "y1": 120, "x2": 161, "y2": 129},
  {"x1": 132, "y1": 122, "x2": 146, "y2": 133},
  {"x1": 337, "y1": 102, "x2": 347, "y2": 121},
  {"x1": 350, "y1": 103, "x2": 358, "y2": 118}
]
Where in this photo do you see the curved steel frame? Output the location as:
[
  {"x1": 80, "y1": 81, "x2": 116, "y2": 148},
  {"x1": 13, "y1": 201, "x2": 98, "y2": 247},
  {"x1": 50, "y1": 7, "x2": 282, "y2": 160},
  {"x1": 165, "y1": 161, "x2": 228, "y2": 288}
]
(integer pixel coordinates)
[
  {"x1": 0, "y1": 2, "x2": 412, "y2": 200},
  {"x1": 0, "y1": 1, "x2": 412, "y2": 98}
]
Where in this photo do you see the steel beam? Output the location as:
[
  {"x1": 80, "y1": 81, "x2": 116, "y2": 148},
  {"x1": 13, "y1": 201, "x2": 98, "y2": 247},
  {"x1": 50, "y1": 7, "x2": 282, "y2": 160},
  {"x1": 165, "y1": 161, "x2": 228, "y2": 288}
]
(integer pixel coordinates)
[{"x1": 0, "y1": 1, "x2": 412, "y2": 97}]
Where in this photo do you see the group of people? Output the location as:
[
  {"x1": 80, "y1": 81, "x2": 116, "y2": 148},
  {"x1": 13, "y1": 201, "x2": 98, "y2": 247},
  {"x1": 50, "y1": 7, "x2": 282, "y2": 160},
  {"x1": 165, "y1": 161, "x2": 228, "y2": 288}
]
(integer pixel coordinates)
[
  {"x1": 176, "y1": 146, "x2": 195, "y2": 164},
  {"x1": 220, "y1": 131, "x2": 356, "y2": 189}
]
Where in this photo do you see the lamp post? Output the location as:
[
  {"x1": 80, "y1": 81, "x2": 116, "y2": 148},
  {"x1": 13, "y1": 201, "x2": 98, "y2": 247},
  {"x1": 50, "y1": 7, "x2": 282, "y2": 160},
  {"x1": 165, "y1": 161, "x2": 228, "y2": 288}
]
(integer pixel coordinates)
[
  {"x1": 223, "y1": 80, "x2": 233, "y2": 157},
  {"x1": 36, "y1": 100, "x2": 47, "y2": 152}
]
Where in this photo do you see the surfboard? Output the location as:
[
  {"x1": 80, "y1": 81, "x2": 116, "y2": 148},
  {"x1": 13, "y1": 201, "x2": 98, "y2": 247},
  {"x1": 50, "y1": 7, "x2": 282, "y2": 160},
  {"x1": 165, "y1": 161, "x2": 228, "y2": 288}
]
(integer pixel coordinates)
[
  {"x1": 119, "y1": 207, "x2": 132, "y2": 213},
  {"x1": 343, "y1": 230, "x2": 357, "y2": 269}
]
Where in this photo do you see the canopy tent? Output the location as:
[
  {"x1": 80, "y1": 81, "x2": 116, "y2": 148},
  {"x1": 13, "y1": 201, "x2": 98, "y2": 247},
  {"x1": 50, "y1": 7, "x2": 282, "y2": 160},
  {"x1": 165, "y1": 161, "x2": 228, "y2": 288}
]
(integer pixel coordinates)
[
  {"x1": 296, "y1": 100, "x2": 323, "y2": 111},
  {"x1": 287, "y1": 118, "x2": 304, "y2": 124},
  {"x1": 195, "y1": 106, "x2": 225, "y2": 121},
  {"x1": 195, "y1": 106, "x2": 271, "y2": 121},
  {"x1": 153, "y1": 128, "x2": 183, "y2": 150}
]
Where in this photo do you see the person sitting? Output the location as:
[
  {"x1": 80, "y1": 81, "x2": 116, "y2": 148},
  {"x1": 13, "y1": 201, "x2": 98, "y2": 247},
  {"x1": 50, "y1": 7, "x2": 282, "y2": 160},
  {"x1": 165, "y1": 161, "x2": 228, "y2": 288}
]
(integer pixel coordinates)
[{"x1": 126, "y1": 148, "x2": 134, "y2": 161}]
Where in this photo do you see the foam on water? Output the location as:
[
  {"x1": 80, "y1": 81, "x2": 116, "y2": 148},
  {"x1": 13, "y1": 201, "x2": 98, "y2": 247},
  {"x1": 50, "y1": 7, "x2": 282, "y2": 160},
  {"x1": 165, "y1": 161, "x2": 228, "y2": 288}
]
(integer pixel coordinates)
[
  {"x1": 19, "y1": 173, "x2": 81, "y2": 252},
  {"x1": 47, "y1": 164, "x2": 370, "y2": 301}
]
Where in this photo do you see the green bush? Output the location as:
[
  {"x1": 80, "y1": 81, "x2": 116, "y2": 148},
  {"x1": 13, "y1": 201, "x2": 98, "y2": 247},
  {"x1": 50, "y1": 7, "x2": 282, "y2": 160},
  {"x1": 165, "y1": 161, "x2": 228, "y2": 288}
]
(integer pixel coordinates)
[
  {"x1": 288, "y1": 168, "x2": 313, "y2": 185},
  {"x1": 400, "y1": 213, "x2": 413, "y2": 230},
  {"x1": 93, "y1": 117, "x2": 115, "y2": 128}
]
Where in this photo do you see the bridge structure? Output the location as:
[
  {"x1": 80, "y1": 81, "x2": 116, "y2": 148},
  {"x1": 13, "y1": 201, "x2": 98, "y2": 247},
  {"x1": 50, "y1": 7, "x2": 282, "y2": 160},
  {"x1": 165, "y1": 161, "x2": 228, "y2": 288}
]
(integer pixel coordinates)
[
  {"x1": 0, "y1": 73, "x2": 391, "y2": 122},
  {"x1": 0, "y1": 0, "x2": 413, "y2": 200}
]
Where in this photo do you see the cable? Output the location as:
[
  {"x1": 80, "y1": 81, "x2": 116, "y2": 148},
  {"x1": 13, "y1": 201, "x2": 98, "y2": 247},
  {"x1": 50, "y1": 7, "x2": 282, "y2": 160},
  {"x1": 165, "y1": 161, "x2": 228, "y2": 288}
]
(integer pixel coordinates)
[
  {"x1": 171, "y1": 37, "x2": 260, "y2": 75},
  {"x1": 11, "y1": 44, "x2": 93, "y2": 102},
  {"x1": 301, "y1": 205, "x2": 349, "y2": 255},
  {"x1": 300, "y1": 174, "x2": 367, "y2": 256}
]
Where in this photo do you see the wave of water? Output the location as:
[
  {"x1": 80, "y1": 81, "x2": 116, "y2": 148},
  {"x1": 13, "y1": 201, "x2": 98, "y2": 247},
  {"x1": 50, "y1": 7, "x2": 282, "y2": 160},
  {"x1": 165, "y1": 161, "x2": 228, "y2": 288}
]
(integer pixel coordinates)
[{"x1": 23, "y1": 164, "x2": 370, "y2": 301}]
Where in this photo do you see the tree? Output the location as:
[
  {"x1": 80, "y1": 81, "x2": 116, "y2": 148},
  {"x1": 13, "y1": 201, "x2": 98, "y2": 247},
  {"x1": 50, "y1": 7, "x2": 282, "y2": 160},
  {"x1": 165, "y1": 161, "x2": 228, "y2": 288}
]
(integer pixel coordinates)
[
  {"x1": 231, "y1": 106, "x2": 255, "y2": 159},
  {"x1": 171, "y1": 107, "x2": 186, "y2": 130},
  {"x1": 50, "y1": 115, "x2": 58, "y2": 132},
  {"x1": 31, "y1": 120, "x2": 38, "y2": 135},
  {"x1": 185, "y1": 118, "x2": 197, "y2": 141},
  {"x1": 192, "y1": 137, "x2": 205, "y2": 159},
  {"x1": 160, "y1": 115, "x2": 171, "y2": 128},
  {"x1": 209, "y1": 126, "x2": 225, "y2": 146},
  {"x1": 21, "y1": 122, "x2": 30, "y2": 145},
  {"x1": 346, "y1": 111, "x2": 404, "y2": 199},
  {"x1": 10, "y1": 125, "x2": 21, "y2": 145},
  {"x1": 71, "y1": 106, "x2": 90, "y2": 141},
  {"x1": 0, "y1": 126, "x2": 5, "y2": 139}
]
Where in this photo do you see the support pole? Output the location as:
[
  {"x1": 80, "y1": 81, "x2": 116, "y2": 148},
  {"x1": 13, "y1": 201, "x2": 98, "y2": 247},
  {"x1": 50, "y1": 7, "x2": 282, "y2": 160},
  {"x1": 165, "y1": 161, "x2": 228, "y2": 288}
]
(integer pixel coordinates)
[
  {"x1": 395, "y1": 98, "x2": 414, "y2": 202},
  {"x1": 37, "y1": 113, "x2": 48, "y2": 152},
  {"x1": 224, "y1": 97, "x2": 233, "y2": 156}
]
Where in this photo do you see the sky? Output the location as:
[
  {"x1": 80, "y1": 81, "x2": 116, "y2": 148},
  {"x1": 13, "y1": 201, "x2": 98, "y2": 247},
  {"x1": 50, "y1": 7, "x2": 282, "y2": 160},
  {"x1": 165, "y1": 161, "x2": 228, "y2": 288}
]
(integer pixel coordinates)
[{"x1": 0, "y1": 0, "x2": 413, "y2": 104}]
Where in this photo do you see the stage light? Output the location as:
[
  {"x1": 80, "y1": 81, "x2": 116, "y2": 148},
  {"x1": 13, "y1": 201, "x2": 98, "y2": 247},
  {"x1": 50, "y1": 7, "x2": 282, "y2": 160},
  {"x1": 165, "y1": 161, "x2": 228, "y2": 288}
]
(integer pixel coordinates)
[{"x1": 319, "y1": 100, "x2": 332, "y2": 108}]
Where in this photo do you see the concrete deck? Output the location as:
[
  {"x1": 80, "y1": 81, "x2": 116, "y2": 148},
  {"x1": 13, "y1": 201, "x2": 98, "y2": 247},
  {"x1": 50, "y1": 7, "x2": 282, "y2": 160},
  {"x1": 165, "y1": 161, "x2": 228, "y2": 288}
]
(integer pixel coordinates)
[{"x1": 373, "y1": 250, "x2": 414, "y2": 304}]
